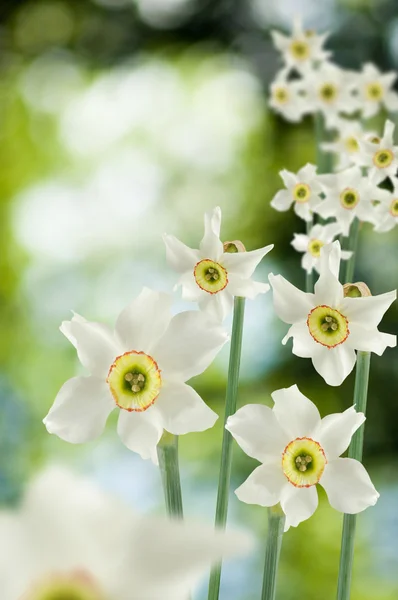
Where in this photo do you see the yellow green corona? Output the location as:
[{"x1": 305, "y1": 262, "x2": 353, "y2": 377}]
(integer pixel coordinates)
[
  {"x1": 293, "y1": 183, "x2": 311, "y2": 203},
  {"x1": 25, "y1": 573, "x2": 102, "y2": 600},
  {"x1": 107, "y1": 350, "x2": 161, "y2": 411},
  {"x1": 373, "y1": 149, "x2": 393, "y2": 168},
  {"x1": 194, "y1": 259, "x2": 228, "y2": 294},
  {"x1": 307, "y1": 305, "x2": 350, "y2": 348},
  {"x1": 282, "y1": 437, "x2": 327, "y2": 487},
  {"x1": 308, "y1": 239, "x2": 325, "y2": 258},
  {"x1": 340, "y1": 187, "x2": 360, "y2": 210}
]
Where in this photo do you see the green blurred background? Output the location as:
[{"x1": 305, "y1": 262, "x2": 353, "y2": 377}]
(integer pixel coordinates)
[{"x1": 0, "y1": 0, "x2": 397, "y2": 598}]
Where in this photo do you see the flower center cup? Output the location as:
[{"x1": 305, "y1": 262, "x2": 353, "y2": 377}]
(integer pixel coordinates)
[
  {"x1": 340, "y1": 187, "x2": 360, "y2": 210},
  {"x1": 319, "y1": 83, "x2": 338, "y2": 103},
  {"x1": 194, "y1": 259, "x2": 228, "y2": 294},
  {"x1": 366, "y1": 82, "x2": 384, "y2": 101},
  {"x1": 390, "y1": 198, "x2": 398, "y2": 217},
  {"x1": 307, "y1": 305, "x2": 350, "y2": 348},
  {"x1": 282, "y1": 437, "x2": 327, "y2": 488},
  {"x1": 344, "y1": 136, "x2": 359, "y2": 153},
  {"x1": 308, "y1": 238, "x2": 324, "y2": 257},
  {"x1": 107, "y1": 351, "x2": 161, "y2": 411},
  {"x1": 24, "y1": 572, "x2": 102, "y2": 600},
  {"x1": 373, "y1": 149, "x2": 393, "y2": 169},
  {"x1": 293, "y1": 183, "x2": 311, "y2": 203},
  {"x1": 273, "y1": 86, "x2": 289, "y2": 104},
  {"x1": 289, "y1": 40, "x2": 310, "y2": 60}
]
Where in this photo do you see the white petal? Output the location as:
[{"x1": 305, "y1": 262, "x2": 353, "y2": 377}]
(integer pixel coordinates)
[
  {"x1": 280, "y1": 485, "x2": 318, "y2": 530},
  {"x1": 279, "y1": 169, "x2": 297, "y2": 189},
  {"x1": 43, "y1": 376, "x2": 114, "y2": 443},
  {"x1": 155, "y1": 382, "x2": 217, "y2": 435},
  {"x1": 345, "y1": 323, "x2": 396, "y2": 355},
  {"x1": 321, "y1": 222, "x2": 342, "y2": 241},
  {"x1": 235, "y1": 463, "x2": 286, "y2": 507},
  {"x1": 291, "y1": 233, "x2": 308, "y2": 253},
  {"x1": 270, "y1": 189, "x2": 292, "y2": 211},
  {"x1": 284, "y1": 321, "x2": 317, "y2": 358},
  {"x1": 298, "y1": 163, "x2": 317, "y2": 182},
  {"x1": 200, "y1": 207, "x2": 223, "y2": 260},
  {"x1": 312, "y1": 406, "x2": 365, "y2": 460},
  {"x1": 302, "y1": 252, "x2": 315, "y2": 274},
  {"x1": 271, "y1": 384, "x2": 321, "y2": 439},
  {"x1": 117, "y1": 407, "x2": 163, "y2": 464},
  {"x1": 177, "y1": 271, "x2": 205, "y2": 302},
  {"x1": 222, "y1": 244, "x2": 274, "y2": 278},
  {"x1": 227, "y1": 274, "x2": 270, "y2": 299},
  {"x1": 294, "y1": 201, "x2": 312, "y2": 222},
  {"x1": 163, "y1": 234, "x2": 200, "y2": 273},
  {"x1": 226, "y1": 404, "x2": 289, "y2": 462},
  {"x1": 314, "y1": 198, "x2": 337, "y2": 219},
  {"x1": 198, "y1": 292, "x2": 234, "y2": 322},
  {"x1": 59, "y1": 311, "x2": 87, "y2": 345},
  {"x1": 311, "y1": 344, "x2": 357, "y2": 386},
  {"x1": 269, "y1": 273, "x2": 314, "y2": 324},
  {"x1": 320, "y1": 458, "x2": 379, "y2": 513},
  {"x1": 152, "y1": 310, "x2": 228, "y2": 381},
  {"x1": 314, "y1": 243, "x2": 344, "y2": 306},
  {"x1": 340, "y1": 290, "x2": 396, "y2": 328}
]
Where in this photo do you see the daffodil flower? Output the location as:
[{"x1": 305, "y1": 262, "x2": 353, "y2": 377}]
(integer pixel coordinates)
[
  {"x1": 44, "y1": 288, "x2": 228, "y2": 462},
  {"x1": 226, "y1": 385, "x2": 379, "y2": 531},
  {"x1": 373, "y1": 176, "x2": 398, "y2": 232},
  {"x1": 314, "y1": 166, "x2": 389, "y2": 235},
  {"x1": 358, "y1": 120, "x2": 398, "y2": 184},
  {"x1": 321, "y1": 118, "x2": 374, "y2": 170},
  {"x1": 291, "y1": 222, "x2": 352, "y2": 274},
  {"x1": 271, "y1": 163, "x2": 323, "y2": 222},
  {"x1": 269, "y1": 242, "x2": 396, "y2": 386},
  {"x1": 356, "y1": 63, "x2": 398, "y2": 119},
  {"x1": 269, "y1": 69, "x2": 309, "y2": 122},
  {"x1": 163, "y1": 207, "x2": 273, "y2": 321}
]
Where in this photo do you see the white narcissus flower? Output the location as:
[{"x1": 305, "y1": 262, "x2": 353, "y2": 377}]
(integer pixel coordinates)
[
  {"x1": 291, "y1": 222, "x2": 352, "y2": 274},
  {"x1": 358, "y1": 120, "x2": 398, "y2": 184},
  {"x1": 163, "y1": 207, "x2": 273, "y2": 322},
  {"x1": 44, "y1": 288, "x2": 228, "y2": 463},
  {"x1": 226, "y1": 385, "x2": 379, "y2": 531},
  {"x1": 321, "y1": 118, "x2": 375, "y2": 170},
  {"x1": 373, "y1": 176, "x2": 398, "y2": 232},
  {"x1": 270, "y1": 163, "x2": 323, "y2": 222},
  {"x1": 356, "y1": 63, "x2": 398, "y2": 119},
  {"x1": 0, "y1": 467, "x2": 252, "y2": 600},
  {"x1": 269, "y1": 69, "x2": 310, "y2": 122},
  {"x1": 271, "y1": 17, "x2": 331, "y2": 74},
  {"x1": 269, "y1": 242, "x2": 396, "y2": 386},
  {"x1": 313, "y1": 166, "x2": 390, "y2": 236}
]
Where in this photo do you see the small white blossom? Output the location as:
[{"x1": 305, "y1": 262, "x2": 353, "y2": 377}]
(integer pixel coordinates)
[
  {"x1": 291, "y1": 222, "x2": 352, "y2": 274},
  {"x1": 356, "y1": 63, "x2": 398, "y2": 119},
  {"x1": 269, "y1": 69, "x2": 309, "y2": 122},
  {"x1": 226, "y1": 385, "x2": 379, "y2": 531},
  {"x1": 373, "y1": 176, "x2": 398, "y2": 232},
  {"x1": 269, "y1": 242, "x2": 396, "y2": 386},
  {"x1": 358, "y1": 120, "x2": 398, "y2": 184},
  {"x1": 271, "y1": 163, "x2": 323, "y2": 222},
  {"x1": 321, "y1": 118, "x2": 375, "y2": 170}
]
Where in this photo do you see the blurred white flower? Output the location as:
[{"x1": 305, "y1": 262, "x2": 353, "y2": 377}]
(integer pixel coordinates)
[
  {"x1": 269, "y1": 242, "x2": 396, "y2": 386},
  {"x1": 163, "y1": 207, "x2": 273, "y2": 321},
  {"x1": 373, "y1": 176, "x2": 398, "y2": 233},
  {"x1": 356, "y1": 63, "x2": 398, "y2": 119},
  {"x1": 314, "y1": 166, "x2": 389, "y2": 236},
  {"x1": 0, "y1": 467, "x2": 252, "y2": 600},
  {"x1": 321, "y1": 118, "x2": 374, "y2": 170},
  {"x1": 226, "y1": 385, "x2": 379, "y2": 531},
  {"x1": 44, "y1": 288, "x2": 228, "y2": 462},
  {"x1": 270, "y1": 163, "x2": 323, "y2": 222},
  {"x1": 269, "y1": 69, "x2": 309, "y2": 122},
  {"x1": 291, "y1": 222, "x2": 351, "y2": 274},
  {"x1": 358, "y1": 120, "x2": 398, "y2": 184},
  {"x1": 271, "y1": 17, "x2": 331, "y2": 74}
]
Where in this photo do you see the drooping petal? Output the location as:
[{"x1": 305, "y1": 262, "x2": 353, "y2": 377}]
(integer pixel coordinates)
[
  {"x1": 269, "y1": 273, "x2": 314, "y2": 324},
  {"x1": 270, "y1": 189, "x2": 293, "y2": 211},
  {"x1": 227, "y1": 274, "x2": 270, "y2": 299},
  {"x1": 291, "y1": 234, "x2": 308, "y2": 253},
  {"x1": 199, "y1": 207, "x2": 223, "y2": 260},
  {"x1": 198, "y1": 291, "x2": 234, "y2": 322},
  {"x1": 314, "y1": 244, "x2": 344, "y2": 306},
  {"x1": 271, "y1": 385, "x2": 321, "y2": 438},
  {"x1": 312, "y1": 406, "x2": 365, "y2": 460},
  {"x1": 320, "y1": 458, "x2": 379, "y2": 513},
  {"x1": 221, "y1": 245, "x2": 274, "y2": 278},
  {"x1": 283, "y1": 321, "x2": 317, "y2": 358},
  {"x1": 235, "y1": 462, "x2": 287, "y2": 507},
  {"x1": 280, "y1": 484, "x2": 318, "y2": 531},
  {"x1": 293, "y1": 201, "x2": 312, "y2": 222},
  {"x1": 302, "y1": 253, "x2": 316, "y2": 274},
  {"x1": 117, "y1": 407, "x2": 163, "y2": 464},
  {"x1": 155, "y1": 382, "x2": 218, "y2": 435},
  {"x1": 43, "y1": 376, "x2": 114, "y2": 443},
  {"x1": 311, "y1": 344, "x2": 357, "y2": 386},
  {"x1": 152, "y1": 310, "x2": 228, "y2": 381},
  {"x1": 115, "y1": 288, "x2": 172, "y2": 355},
  {"x1": 345, "y1": 323, "x2": 396, "y2": 355},
  {"x1": 340, "y1": 290, "x2": 397, "y2": 328},
  {"x1": 226, "y1": 404, "x2": 289, "y2": 462},
  {"x1": 163, "y1": 234, "x2": 201, "y2": 273}
]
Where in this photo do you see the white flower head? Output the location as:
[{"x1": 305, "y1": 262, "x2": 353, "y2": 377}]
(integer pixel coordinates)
[
  {"x1": 270, "y1": 163, "x2": 323, "y2": 222},
  {"x1": 373, "y1": 176, "x2": 398, "y2": 232},
  {"x1": 321, "y1": 118, "x2": 375, "y2": 170},
  {"x1": 291, "y1": 222, "x2": 352, "y2": 274},
  {"x1": 163, "y1": 207, "x2": 273, "y2": 322},
  {"x1": 357, "y1": 62, "x2": 398, "y2": 119},
  {"x1": 44, "y1": 288, "x2": 228, "y2": 463},
  {"x1": 358, "y1": 120, "x2": 398, "y2": 184},
  {"x1": 226, "y1": 385, "x2": 379, "y2": 531},
  {"x1": 271, "y1": 17, "x2": 331, "y2": 74},
  {"x1": 269, "y1": 242, "x2": 396, "y2": 386},
  {"x1": 1, "y1": 467, "x2": 252, "y2": 600},
  {"x1": 269, "y1": 69, "x2": 310, "y2": 122},
  {"x1": 314, "y1": 166, "x2": 390, "y2": 236}
]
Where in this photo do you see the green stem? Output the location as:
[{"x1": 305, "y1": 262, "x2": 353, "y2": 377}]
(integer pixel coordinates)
[
  {"x1": 314, "y1": 112, "x2": 334, "y2": 174},
  {"x1": 157, "y1": 432, "x2": 183, "y2": 519},
  {"x1": 306, "y1": 216, "x2": 314, "y2": 293},
  {"x1": 343, "y1": 218, "x2": 361, "y2": 284},
  {"x1": 208, "y1": 297, "x2": 246, "y2": 600},
  {"x1": 261, "y1": 505, "x2": 285, "y2": 600},
  {"x1": 336, "y1": 351, "x2": 371, "y2": 600}
]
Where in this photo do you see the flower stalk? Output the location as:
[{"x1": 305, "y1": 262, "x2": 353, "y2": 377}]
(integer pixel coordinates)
[
  {"x1": 261, "y1": 505, "x2": 285, "y2": 600},
  {"x1": 336, "y1": 351, "x2": 371, "y2": 600},
  {"x1": 343, "y1": 218, "x2": 361, "y2": 284},
  {"x1": 208, "y1": 296, "x2": 246, "y2": 600},
  {"x1": 157, "y1": 432, "x2": 184, "y2": 519},
  {"x1": 306, "y1": 217, "x2": 314, "y2": 292}
]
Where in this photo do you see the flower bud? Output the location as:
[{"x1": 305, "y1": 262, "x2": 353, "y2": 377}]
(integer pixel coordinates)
[
  {"x1": 223, "y1": 240, "x2": 246, "y2": 253},
  {"x1": 343, "y1": 282, "x2": 372, "y2": 298}
]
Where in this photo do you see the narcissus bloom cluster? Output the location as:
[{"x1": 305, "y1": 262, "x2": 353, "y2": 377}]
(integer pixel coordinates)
[
  {"x1": 358, "y1": 120, "x2": 398, "y2": 184},
  {"x1": 226, "y1": 385, "x2": 379, "y2": 530},
  {"x1": 270, "y1": 164, "x2": 323, "y2": 222}
]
